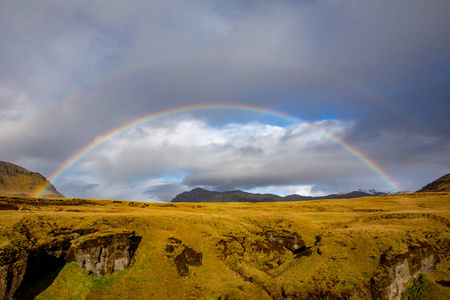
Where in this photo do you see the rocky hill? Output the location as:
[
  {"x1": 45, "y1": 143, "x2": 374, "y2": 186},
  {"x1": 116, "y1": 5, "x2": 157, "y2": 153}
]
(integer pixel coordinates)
[
  {"x1": 0, "y1": 161, "x2": 64, "y2": 198},
  {"x1": 171, "y1": 187, "x2": 374, "y2": 203},
  {"x1": 417, "y1": 173, "x2": 450, "y2": 192}
]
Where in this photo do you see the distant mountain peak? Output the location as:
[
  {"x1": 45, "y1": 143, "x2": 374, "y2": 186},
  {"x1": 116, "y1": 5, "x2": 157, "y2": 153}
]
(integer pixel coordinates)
[{"x1": 0, "y1": 161, "x2": 64, "y2": 198}]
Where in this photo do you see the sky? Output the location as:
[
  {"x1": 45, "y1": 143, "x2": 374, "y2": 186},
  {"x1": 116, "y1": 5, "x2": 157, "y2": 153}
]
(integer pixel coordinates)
[{"x1": 1, "y1": 0, "x2": 449, "y2": 202}]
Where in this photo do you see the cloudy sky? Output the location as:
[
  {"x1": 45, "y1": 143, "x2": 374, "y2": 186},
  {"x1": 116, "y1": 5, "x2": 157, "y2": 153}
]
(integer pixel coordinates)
[{"x1": 1, "y1": 0, "x2": 449, "y2": 201}]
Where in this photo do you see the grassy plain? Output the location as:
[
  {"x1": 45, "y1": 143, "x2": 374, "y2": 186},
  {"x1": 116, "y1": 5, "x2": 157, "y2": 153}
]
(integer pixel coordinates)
[{"x1": 0, "y1": 193, "x2": 449, "y2": 299}]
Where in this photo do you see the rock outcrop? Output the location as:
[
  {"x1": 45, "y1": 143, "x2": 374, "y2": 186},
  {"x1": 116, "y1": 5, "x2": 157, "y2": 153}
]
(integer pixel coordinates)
[
  {"x1": 265, "y1": 230, "x2": 305, "y2": 253},
  {"x1": 0, "y1": 229, "x2": 141, "y2": 299},
  {"x1": 217, "y1": 228, "x2": 307, "y2": 284},
  {"x1": 0, "y1": 249, "x2": 28, "y2": 300},
  {"x1": 165, "y1": 238, "x2": 202, "y2": 276},
  {"x1": 70, "y1": 230, "x2": 141, "y2": 278},
  {"x1": 371, "y1": 244, "x2": 438, "y2": 300}
]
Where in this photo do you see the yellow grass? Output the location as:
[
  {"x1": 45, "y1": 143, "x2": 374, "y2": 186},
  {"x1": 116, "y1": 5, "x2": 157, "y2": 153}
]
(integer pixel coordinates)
[{"x1": 0, "y1": 192, "x2": 449, "y2": 299}]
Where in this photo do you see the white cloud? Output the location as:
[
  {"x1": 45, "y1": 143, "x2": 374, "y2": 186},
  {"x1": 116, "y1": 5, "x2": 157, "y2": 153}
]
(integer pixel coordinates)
[
  {"x1": 58, "y1": 117, "x2": 371, "y2": 200},
  {"x1": 248, "y1": 185, "x2": 324, "y2": 197}
]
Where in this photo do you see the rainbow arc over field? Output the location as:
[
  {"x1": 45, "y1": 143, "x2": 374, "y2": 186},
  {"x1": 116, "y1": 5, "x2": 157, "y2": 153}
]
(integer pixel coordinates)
[{"x1": 34, "y1": 104, "x2": 402, "y2": 198}]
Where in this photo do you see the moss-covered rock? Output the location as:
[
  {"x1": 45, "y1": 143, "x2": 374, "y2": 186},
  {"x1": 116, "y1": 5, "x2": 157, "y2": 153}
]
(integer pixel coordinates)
[{"x1": 0, "y1": 228, "x2": 141, "y2": 299}]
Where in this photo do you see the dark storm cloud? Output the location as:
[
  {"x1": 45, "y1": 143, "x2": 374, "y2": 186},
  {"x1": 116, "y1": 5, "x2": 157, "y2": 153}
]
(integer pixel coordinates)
[
  {"x1": 144, "y1": 182, "x2": 188, "y2": 202},
  {"x1": 60, "y1": 181, "x2": 100, "y2": 194}
]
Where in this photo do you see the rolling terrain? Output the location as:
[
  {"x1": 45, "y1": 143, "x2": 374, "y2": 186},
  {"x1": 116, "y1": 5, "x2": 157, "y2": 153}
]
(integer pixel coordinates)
[
  {"x1": 0, "y1": 192, "x2": 449, "y2": 299},
  {"x1": 0, "y1": 161, "x2": 64, "y2": 198}
]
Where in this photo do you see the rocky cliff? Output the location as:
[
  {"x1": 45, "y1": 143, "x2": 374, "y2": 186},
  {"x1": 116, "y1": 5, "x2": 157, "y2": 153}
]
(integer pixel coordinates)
[
  {"x1": 0, "y1": 248, "x2": 27, "y2": 300},
  {"x1": 69, "y1": 230, "x2": 141, "y2": 278},
  {"x1": 370, "y1": 244, "x2": 439, "y2": 300},
  {"x1": 0, "y1": 226, "x2": 140, "y2": 299}
]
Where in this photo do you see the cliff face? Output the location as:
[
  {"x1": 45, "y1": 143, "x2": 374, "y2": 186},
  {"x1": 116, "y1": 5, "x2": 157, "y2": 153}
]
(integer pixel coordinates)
[
  {"x1": 384, "y1": 255, "x2": 435, "y2": 300},
  {"x1": 371, "y1": 244, "x2": 438, "y2": 300},
  {"x1": 0, "y1": 161, "x2": 64, "y2": 198},
  {"x1": 0, "y1": 229, "x2": 141, "y2": 299},
  {"x1": 0, "y1": 249, "x2": 28, "y2": 300},
  {"x1": 70, "y1": 231, "x2": 141, "y2": 278}
]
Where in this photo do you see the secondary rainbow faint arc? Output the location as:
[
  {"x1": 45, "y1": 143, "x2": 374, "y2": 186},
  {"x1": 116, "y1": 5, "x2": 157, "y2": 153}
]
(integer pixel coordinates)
[
  {"x1": 3, "y1": 54, "x2": 432, "y2": 146},
  {"x1": 34, "y1": 104, "x2": 402, "y2": 198}
]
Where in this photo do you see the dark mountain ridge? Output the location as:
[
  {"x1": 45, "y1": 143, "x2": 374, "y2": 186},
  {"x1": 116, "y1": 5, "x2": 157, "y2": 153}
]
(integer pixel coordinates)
[
  {"x1": 417, "y1": 173, "x2": 450, "y2": 192},
  {"x1": 171, "y1": 187, "x2": 377, "y2": 203}
]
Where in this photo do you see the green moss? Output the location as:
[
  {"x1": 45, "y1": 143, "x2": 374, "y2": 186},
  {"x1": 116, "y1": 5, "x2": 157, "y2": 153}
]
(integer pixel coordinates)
[
  {"x1": 35, "y1": 261, "x2": 124, "y2": 300},
  {"x1": 402, "y1": 273, "x2": 448, "y2": 300},
  {"x1": 35, "y1": 262, "x2": 92, "y2": 300},
  {"x1": 73, "y1": 228, "x2": 131, "y2": 244}
]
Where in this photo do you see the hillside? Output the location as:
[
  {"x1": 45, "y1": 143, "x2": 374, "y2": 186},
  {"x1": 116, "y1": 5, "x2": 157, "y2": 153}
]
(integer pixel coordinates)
[
  {"x1": 0, "y1": 193, "x2": 449, "y2": 299},
  {"x1": 171, "y1": 187, "x2": 374, "y2": 203},
  {"x1": 0, "y1": 161, "x2": 64, "y2": 198},
  {"x1": 417, "y1": 173, "x2": 450, "y2": 192}
]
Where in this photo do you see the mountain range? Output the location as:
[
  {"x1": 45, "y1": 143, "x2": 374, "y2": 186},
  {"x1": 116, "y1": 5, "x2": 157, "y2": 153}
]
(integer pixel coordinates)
[
  {"x1": 1, "y1": 160, "x2": 448, "y2": 201},
  {"x1": 171, "y1": 187, "x2": 383, "y2": 203},
  {"x1": 172, "y1": 174, "x2": 450, "y2": 202}
]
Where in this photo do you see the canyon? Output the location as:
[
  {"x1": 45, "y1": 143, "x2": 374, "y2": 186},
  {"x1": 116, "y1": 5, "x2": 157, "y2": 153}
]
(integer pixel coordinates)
[{"x1": 0, "y1": 193, "x2": 449, "y2": 299}]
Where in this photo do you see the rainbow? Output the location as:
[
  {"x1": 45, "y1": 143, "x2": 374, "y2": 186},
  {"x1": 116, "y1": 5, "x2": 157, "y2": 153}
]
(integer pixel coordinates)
[
  {"x1": 1, "y1": 54, "x2": 432, "y2": 146},
  {"x1": 33, "y1": 104, "x2": 402, "y2": 198}
]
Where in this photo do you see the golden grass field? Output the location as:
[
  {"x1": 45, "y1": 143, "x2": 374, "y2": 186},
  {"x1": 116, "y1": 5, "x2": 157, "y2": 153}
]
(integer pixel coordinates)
[{"x1": 0, "y1": 192, "x2": 449, "y2": 299}]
